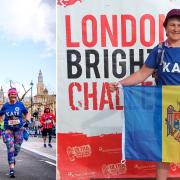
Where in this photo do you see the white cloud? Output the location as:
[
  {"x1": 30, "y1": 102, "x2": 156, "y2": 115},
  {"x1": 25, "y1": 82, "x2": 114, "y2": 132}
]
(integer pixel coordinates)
[{"x1": 0, "y1": 0, "x2": 55, "y2": 55}]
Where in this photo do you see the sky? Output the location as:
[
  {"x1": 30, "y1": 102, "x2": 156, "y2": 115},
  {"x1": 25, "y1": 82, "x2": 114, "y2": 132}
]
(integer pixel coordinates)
[{"x1": 0, "y1": 0, "x2": 56, "y2": 97}]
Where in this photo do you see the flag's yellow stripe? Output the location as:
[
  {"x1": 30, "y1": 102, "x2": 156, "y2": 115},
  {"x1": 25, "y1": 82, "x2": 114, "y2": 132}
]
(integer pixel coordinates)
[{"x1": 162, "y1": 86, "x2": 180, "y2": 163}]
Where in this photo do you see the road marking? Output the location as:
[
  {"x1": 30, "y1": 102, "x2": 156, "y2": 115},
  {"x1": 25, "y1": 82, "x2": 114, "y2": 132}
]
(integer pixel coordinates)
[
  {"x1": 22, "y1": 147, "x2": 56, "y2": 161},
  {"x1": 45, "y1": 161, "x2": 56, "y2": 166},
  {"x1": 40, "y1": 160, "x2": 56, "y2": 166}
]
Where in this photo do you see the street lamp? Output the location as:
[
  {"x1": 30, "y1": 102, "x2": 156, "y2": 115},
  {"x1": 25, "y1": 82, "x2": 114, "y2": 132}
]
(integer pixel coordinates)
[{"x1": 30, "y1": 80, "x2": 34, "y2": 116}]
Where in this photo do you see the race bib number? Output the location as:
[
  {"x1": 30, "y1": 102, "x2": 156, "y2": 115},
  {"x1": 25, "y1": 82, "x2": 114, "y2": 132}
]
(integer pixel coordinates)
[
  {"x1": 8, "y1": 119, "x2": 20, "y2": 126},
  {"x1": 46, "y1": 119, "x2": 52, "y2": 124}
]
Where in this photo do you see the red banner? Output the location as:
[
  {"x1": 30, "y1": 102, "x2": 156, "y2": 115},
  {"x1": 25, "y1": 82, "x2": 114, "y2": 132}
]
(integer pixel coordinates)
[{"x1": 57, "y1": 133, "x2": 180, "y2": 179}]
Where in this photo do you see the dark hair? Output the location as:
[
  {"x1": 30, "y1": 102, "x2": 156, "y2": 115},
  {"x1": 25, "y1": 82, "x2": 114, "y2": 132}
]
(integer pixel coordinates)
[{"x1": 44, "y1": 107, "x2": 50, "y2": 113}]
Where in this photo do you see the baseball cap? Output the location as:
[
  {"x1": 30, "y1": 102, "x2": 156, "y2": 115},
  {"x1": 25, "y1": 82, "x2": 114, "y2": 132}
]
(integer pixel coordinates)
[{"x1": 163, "y1": 9, "x2": 180, "y2": 27}]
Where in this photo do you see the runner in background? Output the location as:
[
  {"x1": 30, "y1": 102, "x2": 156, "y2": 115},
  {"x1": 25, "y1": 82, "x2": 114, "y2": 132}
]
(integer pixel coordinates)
[
  {"x1": 40, "y1": 106, "x2": 56, "y2": 148},
  {"x1": 0, "y1": 88, "x2": 31, "y2": 178},
  {"x1": 109, "y1": 9, "x2": 180, "y2": 180}
]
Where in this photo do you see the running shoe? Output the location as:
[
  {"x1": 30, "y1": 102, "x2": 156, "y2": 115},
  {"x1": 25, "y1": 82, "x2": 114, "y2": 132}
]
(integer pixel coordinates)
[
  {"x1": 48, "y1": 143, "x2": 52, "y2": 148},
  {"x1": 44, "y1": 144, "x2": 47, "y2": 148},
  {"x1": 9, "y1": 169, "x2": 15, "y2": 178}
]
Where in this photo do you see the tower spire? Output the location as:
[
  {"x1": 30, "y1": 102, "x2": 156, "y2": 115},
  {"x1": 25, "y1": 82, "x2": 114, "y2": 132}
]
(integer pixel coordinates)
[
  {"x1": 38, "y1": 70, "x2": 43, "y2": 83},
  {"x1": 37, "y1": 70, "x2": 44, "y2": 95}
]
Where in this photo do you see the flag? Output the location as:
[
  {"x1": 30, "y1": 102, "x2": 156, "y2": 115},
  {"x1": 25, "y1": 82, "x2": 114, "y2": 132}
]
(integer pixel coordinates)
[{"x1": 122, "y1": 86, "x2": 180, "y2": 163}]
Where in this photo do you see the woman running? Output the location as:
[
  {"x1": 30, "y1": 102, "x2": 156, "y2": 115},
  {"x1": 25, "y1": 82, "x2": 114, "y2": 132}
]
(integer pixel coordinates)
[{"x1": 0, "y1": 88, "x2": 30, "y2": 178}]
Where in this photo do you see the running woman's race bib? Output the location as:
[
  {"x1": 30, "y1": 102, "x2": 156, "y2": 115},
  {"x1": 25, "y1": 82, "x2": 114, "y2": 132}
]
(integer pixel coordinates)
[
  {"x1": 8, "y1": 119, "x2": 20, "y2": 126},
  {"x1": 46, "y1": 119, "x2": 52, "y2": 124}
]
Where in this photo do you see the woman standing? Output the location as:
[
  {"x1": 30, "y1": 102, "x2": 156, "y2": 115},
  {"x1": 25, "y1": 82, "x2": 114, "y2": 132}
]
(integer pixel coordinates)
[
  {"x1": 0, "y1": 88, "x2": 30, "y2": 178},
  {"x1": 110, "y1": 9, "x2": 180, "y2": 180},
  {"x1": 40, "y1": 106, "x2": 56, "y2": 148}
]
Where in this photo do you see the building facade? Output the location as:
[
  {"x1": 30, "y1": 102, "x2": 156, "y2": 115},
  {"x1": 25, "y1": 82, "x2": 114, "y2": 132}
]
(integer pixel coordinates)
[{"x1": 33, "y1": 70, "x2": 56, "y2": 117}]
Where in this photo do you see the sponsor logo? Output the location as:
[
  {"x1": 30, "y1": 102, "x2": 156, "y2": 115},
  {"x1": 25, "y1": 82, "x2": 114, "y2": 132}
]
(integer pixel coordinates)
[
  {"x1": 66, "y1": 144, "x2": 92, "y2": 161},
  {"x1": 58, "y1": 0, "x2": 82, "y2": 7},
  {"x1": 15, "y1": 107, "x2": 20, "y2": 111},
  {"x1": 166, "y1": 105, "x2": 180, "y2": 142},
  {"x1": 102, "y1": 161, "x2": 127, "y2": 177},
  {"x1": 170, "y1": 163, "x2": 180, "y2": 172}
]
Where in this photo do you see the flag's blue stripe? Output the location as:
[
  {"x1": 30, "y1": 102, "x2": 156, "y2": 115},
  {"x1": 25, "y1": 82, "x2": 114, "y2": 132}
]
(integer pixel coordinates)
[{"x1": 124, "y1": 86, "x2": 162, "y2": 162}]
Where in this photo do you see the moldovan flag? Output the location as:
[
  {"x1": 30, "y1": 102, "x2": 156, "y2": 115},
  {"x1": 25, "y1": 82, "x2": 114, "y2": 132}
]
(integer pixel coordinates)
[{"x1": 122, "y1": 86, "x2": 180, "y2": 163}]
